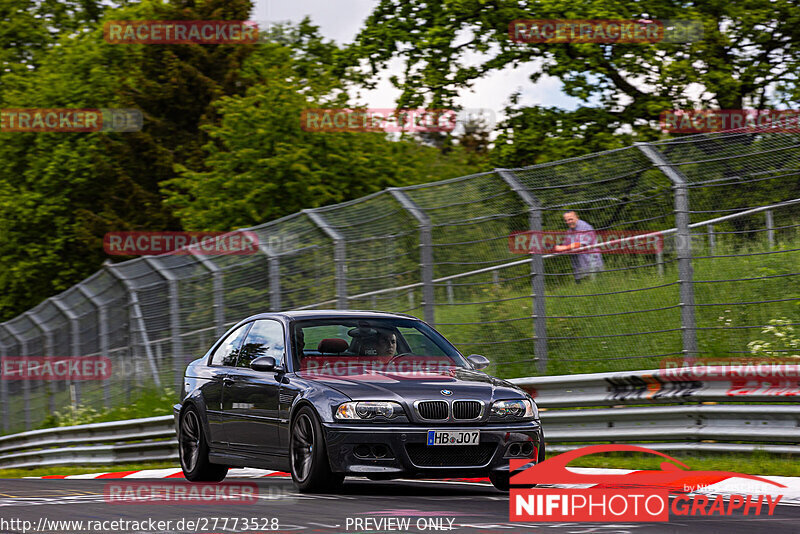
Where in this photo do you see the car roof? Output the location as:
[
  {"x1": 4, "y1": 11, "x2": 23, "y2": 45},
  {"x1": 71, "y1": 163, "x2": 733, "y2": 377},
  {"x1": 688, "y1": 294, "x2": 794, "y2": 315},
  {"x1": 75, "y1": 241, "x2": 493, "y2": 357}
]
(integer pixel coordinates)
[{"x1": 242, "y1": 309, "x2": 420, "y2": 322}]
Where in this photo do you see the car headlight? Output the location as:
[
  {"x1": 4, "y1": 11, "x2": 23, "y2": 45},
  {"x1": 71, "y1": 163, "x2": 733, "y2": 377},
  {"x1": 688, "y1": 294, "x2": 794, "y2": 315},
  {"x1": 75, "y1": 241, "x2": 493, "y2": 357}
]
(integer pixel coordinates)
[
  {"x1": 491, "y1": 399, "x2": 537, "y2": 419},
  {"x1": 335, "y1": 401, "x2": 403, "y2": 420}
]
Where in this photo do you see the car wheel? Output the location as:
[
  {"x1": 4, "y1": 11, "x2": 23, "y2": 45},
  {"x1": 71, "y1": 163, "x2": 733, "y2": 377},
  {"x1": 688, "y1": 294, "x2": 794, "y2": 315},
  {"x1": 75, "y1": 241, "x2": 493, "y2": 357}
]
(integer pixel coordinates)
[
  {"x1": 179, "y1": 406, "x2": 228, "y2": 482},
  {"x1": 489, "y1": 471, "x2": 510, "y2": 491},
  {"x1": 290, "y1": 406, "x2": 344, "y2": 492}
]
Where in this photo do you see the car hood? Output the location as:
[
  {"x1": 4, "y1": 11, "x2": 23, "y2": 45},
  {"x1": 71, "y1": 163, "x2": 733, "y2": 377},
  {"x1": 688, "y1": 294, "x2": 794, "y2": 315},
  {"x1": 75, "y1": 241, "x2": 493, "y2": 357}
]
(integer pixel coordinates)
[{"x1": 295, "y1": 367, "x2": 526, "y2": 402}]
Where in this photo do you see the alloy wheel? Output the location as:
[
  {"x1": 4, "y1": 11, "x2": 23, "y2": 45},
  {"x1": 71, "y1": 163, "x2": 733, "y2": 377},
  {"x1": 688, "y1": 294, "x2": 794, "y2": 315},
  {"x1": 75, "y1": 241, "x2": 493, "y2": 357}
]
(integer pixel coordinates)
[{"x1": 180, "y1": 410, "x2": 201, "y2": 472}]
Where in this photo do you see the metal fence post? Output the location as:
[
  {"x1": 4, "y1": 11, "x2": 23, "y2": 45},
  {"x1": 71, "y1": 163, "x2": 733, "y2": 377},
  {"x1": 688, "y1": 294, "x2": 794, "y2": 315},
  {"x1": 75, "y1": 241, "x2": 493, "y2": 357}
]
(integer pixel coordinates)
[
  {"x1": 636, "y1": 143, "x2": 698, "y2": 361},
  {"x1": 143, "y1": 257, "x2": 183, "y2": 392},
  {"x1": 497, "y1": 169, "x2": 548, "y2": 373},
  {"x1": 0, "y1": 334, "x2": 8, "y2": 434},
  {"x1": 27, "y1": 310, "x2": 60, "y2": 412},
  {"x1": 389, "y1": 188, "x2": 436, "y2": 325},
  {"x1": 305, "y1": 209, "x2": 348, "y2": 309},
  {"x1": 254, "y1": 245, "x2": 281, "y2": 312},
  {"x1": 765, "y1": 210, "x2": 775, "y2": 248},
  {"x1": 5, "y1": 324, "x2": 30, "y2": 430},
  {"x1": 190, "y1": 252, "x2": 226, "y2": 336},
  {"x1": 105, "y1": 264, "x2": 163, "y2": 389},
  {"x1": 51, "y1": 298, "x2": 85, "y2": 405},
  {"x1": 707, "y1": 224, "x2": 715, "y2": 255},
  {"x1": 76, "y1": 284, "x2": 110, "y2": 409}
]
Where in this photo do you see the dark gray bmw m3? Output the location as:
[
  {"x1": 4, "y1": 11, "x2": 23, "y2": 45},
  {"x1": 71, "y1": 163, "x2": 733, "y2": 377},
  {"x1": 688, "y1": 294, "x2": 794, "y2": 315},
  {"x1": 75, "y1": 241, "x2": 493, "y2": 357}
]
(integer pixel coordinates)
[{"x1": 174, "y1": 310, "x2": 544, "y2": 492}]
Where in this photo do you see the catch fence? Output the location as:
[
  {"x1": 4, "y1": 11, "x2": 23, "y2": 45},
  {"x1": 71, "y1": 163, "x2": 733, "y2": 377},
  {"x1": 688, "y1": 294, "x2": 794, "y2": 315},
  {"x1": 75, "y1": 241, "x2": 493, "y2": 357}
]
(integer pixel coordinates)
[{"x1": 0, "y1": 130, "x2": 798, "y2": 434}]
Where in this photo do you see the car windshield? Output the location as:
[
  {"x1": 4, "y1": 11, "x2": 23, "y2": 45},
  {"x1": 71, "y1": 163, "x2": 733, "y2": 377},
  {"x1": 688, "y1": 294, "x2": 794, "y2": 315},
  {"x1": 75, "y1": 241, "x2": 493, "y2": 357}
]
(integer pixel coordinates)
[{"x1": 291, "y1": 317, "x2": 468, "y2": 374}]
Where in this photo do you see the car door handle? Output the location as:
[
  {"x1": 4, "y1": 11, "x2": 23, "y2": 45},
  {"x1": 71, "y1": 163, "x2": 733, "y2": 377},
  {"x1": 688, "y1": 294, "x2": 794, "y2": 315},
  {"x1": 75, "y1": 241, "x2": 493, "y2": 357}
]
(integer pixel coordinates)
[{"x1": 223, "y1": 377, "x2": 235, "y2": 386}]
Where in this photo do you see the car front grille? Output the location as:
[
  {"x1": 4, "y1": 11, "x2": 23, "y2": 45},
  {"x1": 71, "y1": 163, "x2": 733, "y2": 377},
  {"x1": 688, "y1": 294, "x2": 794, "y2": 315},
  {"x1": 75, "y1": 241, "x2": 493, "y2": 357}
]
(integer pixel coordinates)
[
  {"x1": 452, "y1": 400, "x2": 482, "y2": 420},
  {"x1": 405, "y1": 443, "x2": 496, "y2": 467},
  {"x1": 416, "y1": 400, "x2": 448, "y2": 420}
]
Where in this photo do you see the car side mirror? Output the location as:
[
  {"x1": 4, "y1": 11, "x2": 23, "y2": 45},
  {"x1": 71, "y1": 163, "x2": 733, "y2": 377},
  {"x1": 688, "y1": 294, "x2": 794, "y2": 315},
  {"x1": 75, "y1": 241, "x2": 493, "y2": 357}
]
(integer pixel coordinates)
[
  {"x1": 251, "y1": 356, "x2": 284, "y2": 372},
  {"x1": 467, "y1": 354, "x2": 490, "y2": 370}
]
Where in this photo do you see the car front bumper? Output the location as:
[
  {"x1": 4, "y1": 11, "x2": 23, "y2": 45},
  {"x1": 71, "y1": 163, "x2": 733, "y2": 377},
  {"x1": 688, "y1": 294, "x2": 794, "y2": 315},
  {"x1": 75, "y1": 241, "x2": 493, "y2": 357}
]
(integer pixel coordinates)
[{"x1": 322, "y1": 421, "x2": 543, "y2": 478}]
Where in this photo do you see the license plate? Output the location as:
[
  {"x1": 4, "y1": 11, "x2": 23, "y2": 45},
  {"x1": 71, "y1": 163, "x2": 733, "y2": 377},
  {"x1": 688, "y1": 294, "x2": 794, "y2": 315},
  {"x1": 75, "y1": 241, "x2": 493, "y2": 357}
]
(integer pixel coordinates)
[{"x1": 427, "y1": 430, "x2": 480, "y2": 446}]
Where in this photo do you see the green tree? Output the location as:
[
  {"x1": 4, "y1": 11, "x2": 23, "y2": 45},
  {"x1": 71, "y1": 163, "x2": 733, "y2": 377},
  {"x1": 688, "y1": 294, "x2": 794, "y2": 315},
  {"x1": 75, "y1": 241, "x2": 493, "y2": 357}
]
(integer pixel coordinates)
[
  {"x1": 163, "y1": 42, "x2": 485, "y2": 231},
  {"x1": 346, "y1": 0, "x2": 800, "y2": 153},
  {"x1": 0, "y1": 0, "x2": 106, "y2": 93},
  {"x1": 491, "y1": 102, "x2": 644, "y2": 168},
  {"x1": 0, "y1": 0, "x2": 258, "y2": 319}
]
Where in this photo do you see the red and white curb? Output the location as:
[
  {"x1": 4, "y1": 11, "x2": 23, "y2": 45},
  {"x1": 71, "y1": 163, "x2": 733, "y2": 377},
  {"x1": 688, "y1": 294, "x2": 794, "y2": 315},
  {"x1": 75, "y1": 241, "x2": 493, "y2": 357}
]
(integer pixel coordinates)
[
  {"x1": 25, "y1": 467, "x2": 800, "y2": 503},
  {"x1": 29, "y1": 468, "x2": 290, "y2": 480}
]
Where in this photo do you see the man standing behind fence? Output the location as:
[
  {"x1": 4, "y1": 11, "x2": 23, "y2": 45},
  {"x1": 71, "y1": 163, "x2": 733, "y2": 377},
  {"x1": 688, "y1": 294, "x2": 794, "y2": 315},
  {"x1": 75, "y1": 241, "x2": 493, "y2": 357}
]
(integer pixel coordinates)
[{"x1": 554, "y1": 211, "x2": 604, "y2": 282}]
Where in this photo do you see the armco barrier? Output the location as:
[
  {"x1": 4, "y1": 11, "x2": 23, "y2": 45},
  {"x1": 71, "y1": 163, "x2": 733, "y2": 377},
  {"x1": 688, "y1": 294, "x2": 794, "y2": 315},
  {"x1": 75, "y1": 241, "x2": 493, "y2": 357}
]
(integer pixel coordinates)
[
  {"x1": 1, "y1": 366, "x2": 798, "y2": 469},
  {"x1": 0, "y1": 415, "x2": 176, "y2": 469},
  {"x1": 509, "y1": 364, "x2": 800, "y2": 407},
  {"x1": 510, "y1": 364, "x2": 800, "y2": 454}
]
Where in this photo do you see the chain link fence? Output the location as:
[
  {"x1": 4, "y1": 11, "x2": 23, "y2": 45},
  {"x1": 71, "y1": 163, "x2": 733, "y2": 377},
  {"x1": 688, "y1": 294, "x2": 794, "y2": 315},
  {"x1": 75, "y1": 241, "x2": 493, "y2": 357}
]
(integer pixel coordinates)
[{"x1": 1, "y1": 130, "x2": 798, "y2": 434}]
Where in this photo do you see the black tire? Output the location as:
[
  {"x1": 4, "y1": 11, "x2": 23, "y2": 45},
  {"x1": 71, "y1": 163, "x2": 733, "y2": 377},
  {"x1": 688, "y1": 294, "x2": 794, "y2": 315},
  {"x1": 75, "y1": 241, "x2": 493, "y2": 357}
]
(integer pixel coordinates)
[
  {"x1": 179, "y1": 406, "x2": 228, "y2": 482},
  {"x1": 489, "y1": 471, "x2": 510, "y2": 491},
  {"x1": 290, "y1": 406, "x2": 344, "y2": 492}
]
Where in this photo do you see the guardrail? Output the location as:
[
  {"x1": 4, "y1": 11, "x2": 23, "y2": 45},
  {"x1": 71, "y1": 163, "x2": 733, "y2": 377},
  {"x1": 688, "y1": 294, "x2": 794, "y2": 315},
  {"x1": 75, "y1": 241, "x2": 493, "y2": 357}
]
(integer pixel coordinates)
[
  {"x1": 0, "y1": 415, "x2": 175, "y2": 469},
  {"x1": 510, "y1": 364, "x2": 800, "y2": 454},
  {"x1": 1, "y1": 365, "x2": 798, "y2": 469},
  {"x1": 509, "y1": 365, "x2": 800, "y2": 407}
]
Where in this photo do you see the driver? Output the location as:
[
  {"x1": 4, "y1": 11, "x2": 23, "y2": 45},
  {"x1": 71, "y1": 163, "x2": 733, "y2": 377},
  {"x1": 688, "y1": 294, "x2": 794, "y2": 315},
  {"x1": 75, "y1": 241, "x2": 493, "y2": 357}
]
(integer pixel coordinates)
[{"x1": 376, "y1": 330, "x2": 397, "y2": 357}]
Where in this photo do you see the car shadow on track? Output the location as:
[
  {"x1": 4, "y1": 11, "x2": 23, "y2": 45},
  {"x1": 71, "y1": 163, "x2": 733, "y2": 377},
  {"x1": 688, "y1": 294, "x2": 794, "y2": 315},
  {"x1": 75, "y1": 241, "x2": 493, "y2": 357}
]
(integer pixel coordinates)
[{"x1": 305, "y1": 478, "x2": 503, "y2": 497}]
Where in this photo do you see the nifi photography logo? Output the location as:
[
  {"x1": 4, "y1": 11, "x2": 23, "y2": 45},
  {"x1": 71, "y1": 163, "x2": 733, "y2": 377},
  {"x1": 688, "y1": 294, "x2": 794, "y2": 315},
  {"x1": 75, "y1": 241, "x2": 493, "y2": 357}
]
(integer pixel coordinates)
[{"x1": 509, "y1": 444, "x2": 785, "y2": 523}]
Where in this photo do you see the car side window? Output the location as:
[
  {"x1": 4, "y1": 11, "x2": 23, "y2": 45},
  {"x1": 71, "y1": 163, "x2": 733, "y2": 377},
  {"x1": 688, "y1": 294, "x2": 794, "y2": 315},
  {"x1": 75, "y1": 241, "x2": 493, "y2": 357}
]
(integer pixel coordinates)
[
  {"x1": 210, "y1": 323, "x2": 251, "y2": 367},
  {"x1": 237, "y1": 320, "x2": 286, "y2": 369}
]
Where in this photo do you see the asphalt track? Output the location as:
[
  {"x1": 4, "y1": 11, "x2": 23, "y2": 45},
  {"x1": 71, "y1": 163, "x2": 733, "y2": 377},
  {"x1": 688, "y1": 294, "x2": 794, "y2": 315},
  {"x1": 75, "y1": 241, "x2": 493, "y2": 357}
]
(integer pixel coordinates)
[{"x1": 1, "y1": 477, "x2": 799, "y2": 534}]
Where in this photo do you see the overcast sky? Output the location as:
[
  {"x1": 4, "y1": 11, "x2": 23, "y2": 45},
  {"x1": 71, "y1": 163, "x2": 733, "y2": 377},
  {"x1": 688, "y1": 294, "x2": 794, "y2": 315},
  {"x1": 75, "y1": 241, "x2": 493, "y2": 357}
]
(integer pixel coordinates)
[{"x1": 252, "y1": 0, "x2": 584, "y2": 118}]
